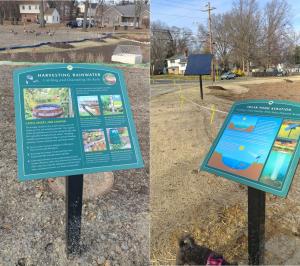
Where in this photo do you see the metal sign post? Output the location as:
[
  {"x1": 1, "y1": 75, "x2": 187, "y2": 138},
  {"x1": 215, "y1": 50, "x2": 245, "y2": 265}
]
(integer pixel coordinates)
[
  {"x1": 248, "y1": 187, "x2": 265, "y2": 265},
  {"x1": 184, "y1": 54, "x2": 213, "y2": 100},
  {"x1": 66, "y1": 174, "x2": 84, "y2": 255},
  {"x1": 199, "y1": 75, "x2": 203, "y2": 100}
]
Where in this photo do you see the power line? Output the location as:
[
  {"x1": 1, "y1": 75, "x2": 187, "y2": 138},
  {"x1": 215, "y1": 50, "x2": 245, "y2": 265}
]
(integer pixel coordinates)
[
  {"x1": 152, "y1": 1, "x2": 203, "y2": 12},
  {"x1": 153, "y1": 12, "x2": 207, "y2": 19}
]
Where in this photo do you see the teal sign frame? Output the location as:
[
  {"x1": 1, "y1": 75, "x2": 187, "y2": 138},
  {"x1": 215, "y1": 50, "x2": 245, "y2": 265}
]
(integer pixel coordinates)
[
  {"x1": 14, "y1": 64, "x2": 144, "y2": 181},
  {"x1": 201, "y1": 100, "x2": 300, "y2": 197}
]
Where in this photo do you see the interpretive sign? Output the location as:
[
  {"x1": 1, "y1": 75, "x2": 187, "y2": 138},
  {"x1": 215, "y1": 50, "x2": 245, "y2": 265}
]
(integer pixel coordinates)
[
  {"x1": 201, "y1": 100, "x2": 300, "y2": 197},
  {"x1": 14, "y1": 64, "x2": 144, "y2": 181}
]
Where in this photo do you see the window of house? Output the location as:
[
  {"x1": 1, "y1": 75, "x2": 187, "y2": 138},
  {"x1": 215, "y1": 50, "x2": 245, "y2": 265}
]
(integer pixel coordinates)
[
  {"x1": 29, "y1": 5, "x2": 31, "y2": 10},
  {"x1": 22, "y1": 5, "x2": 25, "y2": 10},
  {"x1": 35, "y1": 5, "x2": 38, "y2": 10},
  {"x1": 170, "y1": 60, "x2": 175, "y2": 63}
]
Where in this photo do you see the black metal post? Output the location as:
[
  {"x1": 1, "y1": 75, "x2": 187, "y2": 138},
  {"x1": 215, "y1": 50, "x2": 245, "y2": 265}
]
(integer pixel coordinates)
[
  {"x1": 66, "y1": 174, "x2": 84, "y2": 255},
  {"x1": 199, "y1": 75, "x2": 203, "y2": 100},
  {"x1": 248, "y1": 187, "x2": 266, "y2": 265}
]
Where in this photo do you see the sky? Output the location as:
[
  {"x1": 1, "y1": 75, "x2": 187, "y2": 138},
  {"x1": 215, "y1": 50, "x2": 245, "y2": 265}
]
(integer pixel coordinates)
[{"x1": 151, "y1": 0, "x2": 300, "y2": 34}]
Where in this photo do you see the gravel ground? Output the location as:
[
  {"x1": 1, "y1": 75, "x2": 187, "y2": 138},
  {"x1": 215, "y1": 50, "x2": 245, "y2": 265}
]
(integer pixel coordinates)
[
  {"x1": 0, "y1": 65, "x2": 149, "y2": 266},
  {"x1": 150, "y1": 80, "x2": 300, "y2": 265}
]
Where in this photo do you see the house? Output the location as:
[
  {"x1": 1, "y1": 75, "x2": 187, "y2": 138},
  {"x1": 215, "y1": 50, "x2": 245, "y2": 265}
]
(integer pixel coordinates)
[
  {"x1": 19, "y1": 2, "x2": 41, "y2": 23},
  {"x1": 102, "y1": 4, "x2": 150, "y2": 28},
  {"x1": 167, "y1": 55, "x2": 188, "y2": 75},
  {"x1": 44, "y1": 8, "x2": 60, "y2": 24}
]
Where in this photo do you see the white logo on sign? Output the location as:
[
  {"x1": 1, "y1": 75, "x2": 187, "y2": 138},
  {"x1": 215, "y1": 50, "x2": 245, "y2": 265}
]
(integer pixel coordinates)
[
  {"x1": 269, "y1": 101, "x2": 274, "y2": 105},
  {"x1": 67, "y1": 65, "x2": 73, "y2": 71}
]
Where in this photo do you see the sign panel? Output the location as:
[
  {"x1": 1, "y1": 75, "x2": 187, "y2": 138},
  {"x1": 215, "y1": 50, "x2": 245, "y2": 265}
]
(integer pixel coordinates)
[
  {"x1": 184, "y1": 54, "x2": 213, "y2": 76},
  {"x1": 14, "y1": 64, "x2": 144, "y2": 181},
  {"x1": 201, "y1": 100, "x2": 300, "y2": 197}
]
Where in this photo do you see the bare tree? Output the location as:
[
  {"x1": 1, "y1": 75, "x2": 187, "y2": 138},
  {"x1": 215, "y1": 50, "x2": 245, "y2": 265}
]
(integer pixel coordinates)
[
  {"x1": 0, "y1": 1, "x2": 20, "y2": 25},
  {"x1": 39, "y1": 0, "x2": 45, "y2": 27},
  {"x1": 151, "y1": 21, "x2": 173, "y2": 74},
  {"x1": 82, "y1": 0, "x2": 88, "y2": 31},
  {"x1": 228, "y1": 0, "x2": 261, "y2": 74},
  {"x1": 261, "y1": 0, "x2": 292, "y2": 68},
  {"x1": 134, "y1": 0, "x2": 142, "y2": 28},
  {"x1": 95, "y1": 0, "x2": 105, "y2": 27}
]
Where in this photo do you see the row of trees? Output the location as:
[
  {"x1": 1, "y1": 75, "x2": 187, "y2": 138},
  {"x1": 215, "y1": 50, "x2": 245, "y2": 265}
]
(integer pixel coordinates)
[{"x1": 151, "y1": 0, "x2": 300, "y2": 74}]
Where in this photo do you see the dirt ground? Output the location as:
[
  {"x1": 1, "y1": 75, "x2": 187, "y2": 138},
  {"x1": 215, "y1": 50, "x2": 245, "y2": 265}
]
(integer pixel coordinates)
[
  {"x1": 0, "y1": 24, "x2": 149, "y2": 48},
  {"x1": 0, "y1": 24, "x2": 150, "y2": 64},
  {"x1": 0, "y1": 39, "x2": 150, "y2": 64},
  {"x1": 150, "y1": 78, "x2": 300, "y2": 265},
  {"x1": 0, "y1": 65, "x2": 149, "y2": 266}
]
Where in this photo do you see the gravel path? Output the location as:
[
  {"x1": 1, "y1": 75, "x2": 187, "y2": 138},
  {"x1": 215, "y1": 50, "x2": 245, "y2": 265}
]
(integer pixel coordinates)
[{"x1": 0, "y1": 65, "x2": 149, "y2": 266}]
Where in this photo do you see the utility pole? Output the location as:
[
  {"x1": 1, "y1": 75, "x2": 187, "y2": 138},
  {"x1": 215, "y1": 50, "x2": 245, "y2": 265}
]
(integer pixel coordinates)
[{"x1": 202, "y1": 2, "x2": 216, "y2": 81}]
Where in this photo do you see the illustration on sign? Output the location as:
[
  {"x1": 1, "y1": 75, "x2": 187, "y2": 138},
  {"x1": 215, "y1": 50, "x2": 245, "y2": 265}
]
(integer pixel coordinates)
[
  {"x1": 201, "y1": 100, "x2": 300, "y2": 197},
  {"x1": 14, "y1": 64, "x2": 144, "y2": 181}
]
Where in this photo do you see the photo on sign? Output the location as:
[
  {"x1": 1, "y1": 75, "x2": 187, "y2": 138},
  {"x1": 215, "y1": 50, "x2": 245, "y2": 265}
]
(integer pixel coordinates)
[
  {"x1": 23, "y1": 87, "x2": 74, "y2": 120},
  {"x1": 77, "y1": 95, "x2": 101, "y2": 117},
  {"x1": 82, "y1": 129, "x2": 107, "y2": 152},
  {"x1": 106, "y1": 127, "x2": 131, "y2": 150},
  {"x1": 100, "y1": 95, "x2": 124, "y2": 115},
  {"x1": 207, "y1": 114, "x2": 282, "y2": 181},
  {"x1": 260, "y1": 120, "x2": 300, "y2": 188}
]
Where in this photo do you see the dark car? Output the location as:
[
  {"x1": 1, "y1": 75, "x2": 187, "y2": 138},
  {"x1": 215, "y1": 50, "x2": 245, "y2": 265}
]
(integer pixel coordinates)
[
  {"x1": 220, "y1": 72, "x2": 236, "y2": 80},
  {"x1": 66, "y1": 21, "x2": 78, "y2": 28}
]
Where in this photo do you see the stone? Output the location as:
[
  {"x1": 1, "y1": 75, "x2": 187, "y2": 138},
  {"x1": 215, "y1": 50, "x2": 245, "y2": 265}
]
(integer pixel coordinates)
[{"x1": 48, "y1": 172, "x2": 114, "y2": 200}]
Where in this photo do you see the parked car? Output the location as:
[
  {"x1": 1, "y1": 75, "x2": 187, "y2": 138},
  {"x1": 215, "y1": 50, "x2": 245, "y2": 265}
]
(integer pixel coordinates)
[
  {"x1": 66, "y1": 21, "x2": 78, "y2": 28},
  {"x1": 221, "y1": 72, "x2": 236, "y2": 80}
]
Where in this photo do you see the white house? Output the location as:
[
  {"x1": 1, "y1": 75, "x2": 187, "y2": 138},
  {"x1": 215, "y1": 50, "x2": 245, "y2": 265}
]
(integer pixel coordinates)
[
  {"x1": 167, "y1": 55, "x2": 188, "y2": 75},
  {"x1": 44, "y1": 8, "x2": 60, "y2": 24}
]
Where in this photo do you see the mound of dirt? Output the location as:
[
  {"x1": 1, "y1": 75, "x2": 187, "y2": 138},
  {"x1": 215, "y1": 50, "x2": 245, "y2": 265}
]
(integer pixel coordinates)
[{"x1": 48, "y1": 42, "x2": 74, "y2": 49}]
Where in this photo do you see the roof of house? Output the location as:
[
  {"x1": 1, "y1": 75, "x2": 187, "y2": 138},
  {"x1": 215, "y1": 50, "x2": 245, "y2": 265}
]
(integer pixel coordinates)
[
  {"x1": 44, "y1": 8, "x2": 58, "y2": 16},
  {"x1": 113, "y1": 45, "x2": 142, "y2": 55},
  {"x1": 106, "y1": 4, "x2": 150, "y2": 17},
  {"x1": 167, "y1": 55, "x2": 188, "y2": 62}
]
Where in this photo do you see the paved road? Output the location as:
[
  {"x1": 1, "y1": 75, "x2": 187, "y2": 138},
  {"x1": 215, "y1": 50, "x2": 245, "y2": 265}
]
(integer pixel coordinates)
[
  {"x1": 151, "y1": 77, "x2": 250, "y2": 85},
  {"x1": 150, "y1": 78, "x2": 251, "y2": 97}
]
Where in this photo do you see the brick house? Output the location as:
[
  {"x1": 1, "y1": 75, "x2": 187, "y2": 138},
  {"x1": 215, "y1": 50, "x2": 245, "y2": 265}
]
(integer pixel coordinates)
[
  {"x1": 19, "y1": 2, "x2": 41, "y2": 23},
  {"x1": 102, "y1": 4, "x2": 150, "y2": 28}
]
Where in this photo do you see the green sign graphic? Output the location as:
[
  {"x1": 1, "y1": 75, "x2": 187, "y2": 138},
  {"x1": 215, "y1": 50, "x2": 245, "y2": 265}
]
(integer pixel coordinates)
[
  {"x1": 201, "y1": 100, "x2": 300, "y2": 197},
  {"x1": 14, "y1": 64, "x2": 144, "y2": 181}
]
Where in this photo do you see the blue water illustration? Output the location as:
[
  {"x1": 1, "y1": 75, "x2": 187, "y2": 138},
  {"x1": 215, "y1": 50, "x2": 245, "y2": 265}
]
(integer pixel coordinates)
[
  {"x1": 228, "y1": 115, "x2": 258, "y2": 129},
  {"x1": 222, "y1": 156, "x2": 251, "y2": 170},
  {"x1": 261, "y1": 150, "x2": 292, "y2": 182}
]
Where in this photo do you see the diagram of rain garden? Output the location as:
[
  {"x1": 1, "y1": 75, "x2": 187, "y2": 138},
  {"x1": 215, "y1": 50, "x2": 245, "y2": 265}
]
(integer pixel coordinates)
[
  {"x1": 207, "y1": 114, "x2": 300, "y2": 189},
  {"x1": 23, "y1": 88, "x2": 132, "y2": 153}
]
